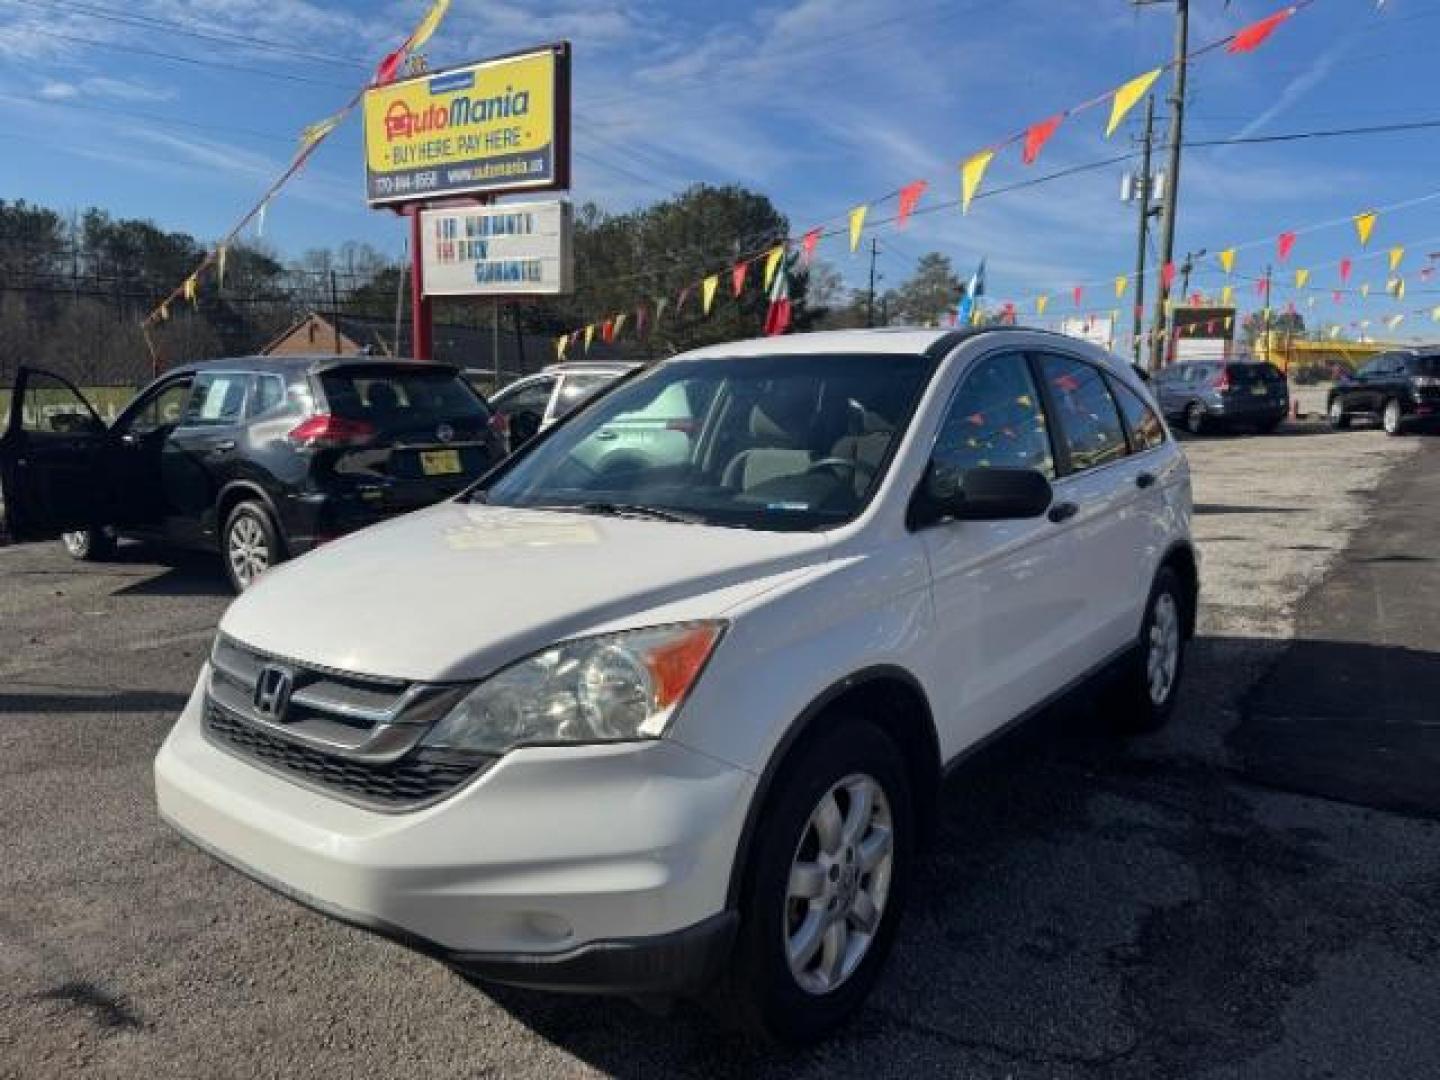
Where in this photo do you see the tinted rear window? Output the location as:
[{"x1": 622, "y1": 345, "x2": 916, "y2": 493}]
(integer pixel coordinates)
[
  {"x1": 1226, "y1": 363, "x2": 1284, "y2": 384},
  {"x1": 318, "y1": 368, "x2": 488, "y2": 428},
  {"x1": 1405, "y1": 355, "x2": 1440, "y2": 376}
]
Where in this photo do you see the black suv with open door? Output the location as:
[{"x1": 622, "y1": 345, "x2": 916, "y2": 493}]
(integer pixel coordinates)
[
  {"x1": 1326, "y1": 349, "x2": 1440, "y2": 435},
  {"x1": 0, "y1": 357, "x2": 506, "y2": 591}
]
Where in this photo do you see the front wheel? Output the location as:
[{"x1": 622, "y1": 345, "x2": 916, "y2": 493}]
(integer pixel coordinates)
[
  {"x1": 60, "y1": 527, "x2": 116, "y2": 561},
  {"x1": 717, "y1": 719, "x2": 913, "y2": 1045},
  {"x1": 1328, "y1": 396, "x2": 1351, "y2": 430},
  {"x1": 222, "y1": 500, "x2": 284, "y2": 593},
  {"x1": 1382, "y1": 398, "x2": 1406, "y2": 436},
  {"x1": 1107, "y1": 567, "x2": 1188, "y2": 734}
]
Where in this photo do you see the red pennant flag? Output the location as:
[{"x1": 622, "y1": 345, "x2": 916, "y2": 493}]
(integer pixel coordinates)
[
  {"x1": 1072, "y1": 286, "x2": 1083, "y2": 308},
  {"x1": 676, "y1": 285, "x2": 692, "y2": 314},
  {"x1": 1277, "y1": 231, "x2": 1297, "y2": 261},
  {"x1": 1023, "y1": 115, "x2": 1063, "y2": 166},
  {"x1": 732, "y1": 261, "x2": 749, "y2": 297},
  {"x1": 896, "y1": 180, "x2": 927, "y2": 228},
  {"x1": 600, "y1": 319, "x2": 615, "y2": 344},
  {"x1": 800, "y1": 228, "x2": 821, "y2": 265},
  {"x1": 1339, "y1": 257, "x2": 1353, "y2": 283},
  {"x1": 1189, "y1": 292, "x2": 1202, "y2": 306},
  {"x1": 1227, "y1": 7, "x2": 1295, "y2": 55},
  {"x1": 374, "y1": 46, "x2": 407, "y2": 86},
  {"x1": 1161, "y1": 262, "x2": 1176, "y2": 290},
  {"x1": 1256, "y1": 276, "x2": 1270, "y2": 297},
  {"x1": 1002, "y1": 301, "x2": 1016, "y2": 324}
]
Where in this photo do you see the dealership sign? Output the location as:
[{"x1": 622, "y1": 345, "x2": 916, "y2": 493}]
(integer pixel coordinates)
[
  {"x1": 363, "y1": 44, "x2": 571, "y2": 206},
  {"x1": 420, "y1": 200, "x2": 573, "y2": 296}
]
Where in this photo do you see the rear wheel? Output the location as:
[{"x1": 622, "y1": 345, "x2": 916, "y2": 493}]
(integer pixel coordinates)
[
  {"x1": 60, "y1": 527, "x2": 116, "y2": 561},
  {"x1": 717, "y1": 718, "x2": 913, "y2": 1045},
  {"x1": 1328, "y1": 396, "x2": 1351, "y2": 430},
  {"x1": 222, "y1": 500, "x2": 283, "y2": 593},
  {"x1": 1185, "y1": 401, "x2": 1209, "y2": 435},
  {"x1": 1382, "y1": 398, "x2": 1405, "y2": 436},
  {"x1": 1107, "y1": 567, "x2": 1188, "y2": 734}
]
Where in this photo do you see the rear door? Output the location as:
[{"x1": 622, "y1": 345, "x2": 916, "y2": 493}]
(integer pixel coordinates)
[
  {"x1": 165, "y1": 371, "x2": 250, "y2": 544},
  {"x1": 0, "y1": 367, "x2": 111, "y2": 542}
]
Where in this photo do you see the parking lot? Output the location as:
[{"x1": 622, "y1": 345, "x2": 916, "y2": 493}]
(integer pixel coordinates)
[{"x1": 1, "y1": 424, "x2": 1437, "y2": 1079}]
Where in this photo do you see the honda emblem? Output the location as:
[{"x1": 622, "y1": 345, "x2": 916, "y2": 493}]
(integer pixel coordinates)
[{"x1": 253, "y1": 664, "x2": 294, "y2": 721}]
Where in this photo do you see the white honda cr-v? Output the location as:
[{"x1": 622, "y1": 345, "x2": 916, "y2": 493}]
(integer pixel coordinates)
[{"x1": 155, "y1": 327, "x2": 1196, "y2": 1043}]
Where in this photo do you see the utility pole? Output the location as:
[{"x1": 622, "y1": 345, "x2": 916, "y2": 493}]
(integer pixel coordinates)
[
  {"x1": 1138, "y1": 0, "x2": 1188, "y2": 370},
  {"x1": 866, "y1": 238, "x2": 880, "y2": 328},
  {"x1": 1131, "y1": 94, "x2": 1157, "y2": 368},
  {"x1": 329, "y1": 270, "x2": 341, "y2": 353},
  {"x1": 1178, "y1": 248, "x2": 1205, "y2": 301}
]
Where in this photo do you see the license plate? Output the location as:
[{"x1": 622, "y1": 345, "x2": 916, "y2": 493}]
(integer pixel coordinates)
[
  {"x1": 420, "y1": 449, "x2": 462, "y2": 475},
  {"x1": 1251, "y1": 385, "x2": 1268, "y2": 396}
]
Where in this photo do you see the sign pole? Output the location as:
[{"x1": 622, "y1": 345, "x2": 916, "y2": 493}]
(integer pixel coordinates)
[{"x1": 409, "y1": 207, "x2": 433, "y2": 361}]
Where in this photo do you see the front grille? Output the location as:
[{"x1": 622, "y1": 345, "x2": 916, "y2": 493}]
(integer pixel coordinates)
[{"x1": 204, "y1": 700, "x2": 489, "y2": 810}]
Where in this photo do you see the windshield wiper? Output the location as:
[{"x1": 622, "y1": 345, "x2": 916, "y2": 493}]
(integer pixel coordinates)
[{"x1": 537, "y1": 501, "x2": 705, "y2": 524}]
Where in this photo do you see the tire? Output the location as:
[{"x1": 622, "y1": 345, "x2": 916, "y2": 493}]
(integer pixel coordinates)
[
  {"x1": 1382, "y1": 398, "x2": 1405, "y2": 437},
  {"x1": 222, "y1": 500, "x2": 284, "y2": 593},
  {"x1": 1327, "y1": 396, "x2": 1351, "y2": 430},
  {"x1": 1107, "y1": 566, "x2": 1188, "y2": 735},
  {"x1": 1185, "y1": 401, "x2": 1208, "y2": 435},
  {"x1": 716, "y1": 718, "x2": 914, "y2": 1045},
  {"x1": 60, "y1": 526, "x2": 116, "y2": 561}
]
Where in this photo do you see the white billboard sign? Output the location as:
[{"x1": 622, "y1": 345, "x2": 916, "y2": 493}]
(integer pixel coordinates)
[
  {"x1": 420, "y1": 199, "x2": 573, "y2": 297},
  {"x1": 1060, "y1": 314, "x2": 1115, "y2": 350}
]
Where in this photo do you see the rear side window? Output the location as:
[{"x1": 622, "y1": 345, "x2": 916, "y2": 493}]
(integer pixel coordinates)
[
  {"x1": 1037, "y1": 354, "x2": 1128, "y2": 473},
  {"x1": 185, "y1": 373, "x2": 248, "y2": 426},
  {"x1": 248, "y1": 375, "x2": 287, "y2": 418},
  {"x1": 494, "y1": 378, "x2": 555, "y2": 418},
  {"x1": 318, "y1": 368, "x2": 487, "y2": 429},
  {"x1": 1405, "y1": 355, "x2": 1440, "y2": 376},
  {"x1": 552, "y1": 373, "x2": 612, "y2": 416},
  {"x1": 1110, "y1": 378, "x2": 1166, "y2": 451}
]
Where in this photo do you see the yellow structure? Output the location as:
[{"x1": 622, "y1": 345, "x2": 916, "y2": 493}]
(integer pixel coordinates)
[{"x1": 1255, "y1": 331, "x2": 1391, "y2": 376}]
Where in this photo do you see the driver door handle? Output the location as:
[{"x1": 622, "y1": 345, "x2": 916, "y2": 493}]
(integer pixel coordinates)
[
  {"x1": 593, "y1": 430, "x2": 617, "y2": 441},
  {"x1": 1047, "y1": 501, "x2": 1079, "y2": 524}
]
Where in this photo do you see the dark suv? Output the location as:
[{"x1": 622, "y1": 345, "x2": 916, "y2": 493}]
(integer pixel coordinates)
[
  {"x1": 1151, "y1": 360, "x2": 1289, "y2": 434},
  {"x1": 1327, "y1": 349, "x2": 1440, "y2": 435},
  {"x1": 0, "y1": 357, "x2": 506, "y2": 591}
]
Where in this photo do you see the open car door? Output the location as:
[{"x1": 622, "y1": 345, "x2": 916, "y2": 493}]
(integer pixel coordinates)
[{"x1": 0, "y1": 367, "x2": 112, "y2": 544}]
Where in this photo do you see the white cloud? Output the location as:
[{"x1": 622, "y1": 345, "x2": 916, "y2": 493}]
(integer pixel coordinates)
[{"x1": 38, "y1": 81, "x2": 80, "y2": 101}]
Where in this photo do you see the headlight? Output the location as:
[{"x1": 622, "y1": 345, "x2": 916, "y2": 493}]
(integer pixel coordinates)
[{"x1": 421, "y1": 621, "x2": 724, "y2": 755}]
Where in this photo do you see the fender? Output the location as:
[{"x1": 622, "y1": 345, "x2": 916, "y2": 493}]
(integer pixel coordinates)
[
  {"x1": 723, "y1": 664, "x2": 938, "y2": 909},
  {"x1": 212, "y1": 480, "x2": 283, "y2": 549}
]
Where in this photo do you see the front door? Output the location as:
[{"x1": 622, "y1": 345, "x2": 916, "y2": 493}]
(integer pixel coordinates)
[
  {"x1": 0, "y1": 368, "x2": 111, "y2": 542},
  {"x1": 920, "y1": 349, "x2": 1083, "y2": 745},
  {"x1": 107, "y1": 374, "x2": 196, "y2": 536}
]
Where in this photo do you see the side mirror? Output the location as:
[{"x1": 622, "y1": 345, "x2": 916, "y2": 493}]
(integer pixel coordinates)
[{"x1": 916, "y1": 464, "x2": 1053, "y2": 526}]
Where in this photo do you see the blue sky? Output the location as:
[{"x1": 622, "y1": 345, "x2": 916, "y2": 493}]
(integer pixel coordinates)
[{"x1": 2, "y1": 0, "x2": 1437, "y2": 336}]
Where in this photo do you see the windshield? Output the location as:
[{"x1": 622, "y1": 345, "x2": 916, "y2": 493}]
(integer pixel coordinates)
[{"x1": 476, "y1": 352, "x2": 937, "y2": 531}]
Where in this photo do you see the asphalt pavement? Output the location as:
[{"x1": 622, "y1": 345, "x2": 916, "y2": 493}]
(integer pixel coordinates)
[{"x1": 1, "y1": 428, "x2": 1437, "y2": 1079}]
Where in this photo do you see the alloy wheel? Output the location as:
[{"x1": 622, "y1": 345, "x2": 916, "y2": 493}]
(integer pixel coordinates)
[
  {"x1": 1329, "y1": 398, "x2": 1345, "y2": 426},
  {"x1": 227, "y1": 515, "x2": 271, "y2": 588},
  {"x1": 1383, "y1": 399, "x2": 1402, "y2": 435},
  {"x1": 784, "y1": 773, "x2": 894, "y2": 996},
  {"x1": 1186, "y1": 403, "x2": 1205, "y2": 434},
  {"x1": 61, "y1": 530, "x2": 90, "y2": 558},
  {"x1": 1147, "y1": 592, "x2": 1181, "y2": 706}
]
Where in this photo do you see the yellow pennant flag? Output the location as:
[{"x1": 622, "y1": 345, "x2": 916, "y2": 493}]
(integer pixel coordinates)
[
  {"x1": 1106, "y1": 68, "x2": 1162, "y2": 138},
  {"x1": 1218, "y1": 248, "x2": 1236, "y2": 274},
  {"x1": 159, "y1": 302, "x2": 169, "y2": 322},
  {"x1": 1115, "y1": 275, "x2": 1128, "y2": 299},
  {"x1": 1432, "y1": 306, "x2": 1440, "y2": 322},
  {"x1": 1389, "y1": 246, "x2": 1405, "y2": 272},
  {"x1": 1221, "y1": 284, "x2": 1234, "y2": 306},
  {"x1": 408, "y1": 0, "x2": 452, "y2": 52},
  {"x1": 217, "y1": 245, "x2": 228, "y2": 289},
  {"x1": 1354, "y1": 211, "x2": 1377, "y2": 246},
  {"x1": 297, "y1": 112, "x2": 343, "y2": 155},
  {"x1": 613, "y1": 312, "x2": 628, "y2": 337},
  {"x1": 555, "y1": 334, "x2": 568, "y2": 360},
  {"x1": 1295, "y1": 268, "x2": 1310, "y2": 288},
  {"x1": 702, "y1": 274, "x2": 719, "y2": 314},
  {"x1": 1224, "y1": 316, "x2": 1233, "y2": 331},
  {"x1": 1388, "y1": 313, "x2": 1405, "y2": 330},
  {"x1": 1035, "y1": 294, "x2": 1049, "y2": 315},
  {"x1": 763, "y1": 245, "x2": 785, "y2": 289},
  {"x1": 1361, "y1": 282, "x2": 1371, "y2": 298},
  {"x1": 583, "y1": 324, "x2": 595, "y2": 352},
  {"x1": 848, "y1": 205, "x2": 867, "y2": 252},
  {"x1": 1397, "y1": 278, "x2": 1407, "y2": 301},
  {"x1": 183, "y1": 275, "x2": 198, "y2": 304},
  {"x1": 960, "y1": 150, "x2": 994, "y2": 214}
]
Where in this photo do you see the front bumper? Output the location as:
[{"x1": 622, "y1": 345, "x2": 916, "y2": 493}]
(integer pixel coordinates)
[{"x1": 155, "y1": 667, "x2": 754, "y2": 993}]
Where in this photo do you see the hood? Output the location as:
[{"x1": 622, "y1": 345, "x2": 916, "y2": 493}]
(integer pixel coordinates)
[{"x1": 220, "y1": 501, "x2": 832, "y2": 682}]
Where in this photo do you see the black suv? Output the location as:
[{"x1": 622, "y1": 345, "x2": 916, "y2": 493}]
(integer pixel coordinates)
[
  {"x1": 1327, "y1": 349, "x2": 1440, "y2": 435},
  {"x1": 1151, "y1": 359, "x2": 1289, "y2": 435},
  {"x1": 0, "y1": 357, "x2": 506, "y2": 591}
]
